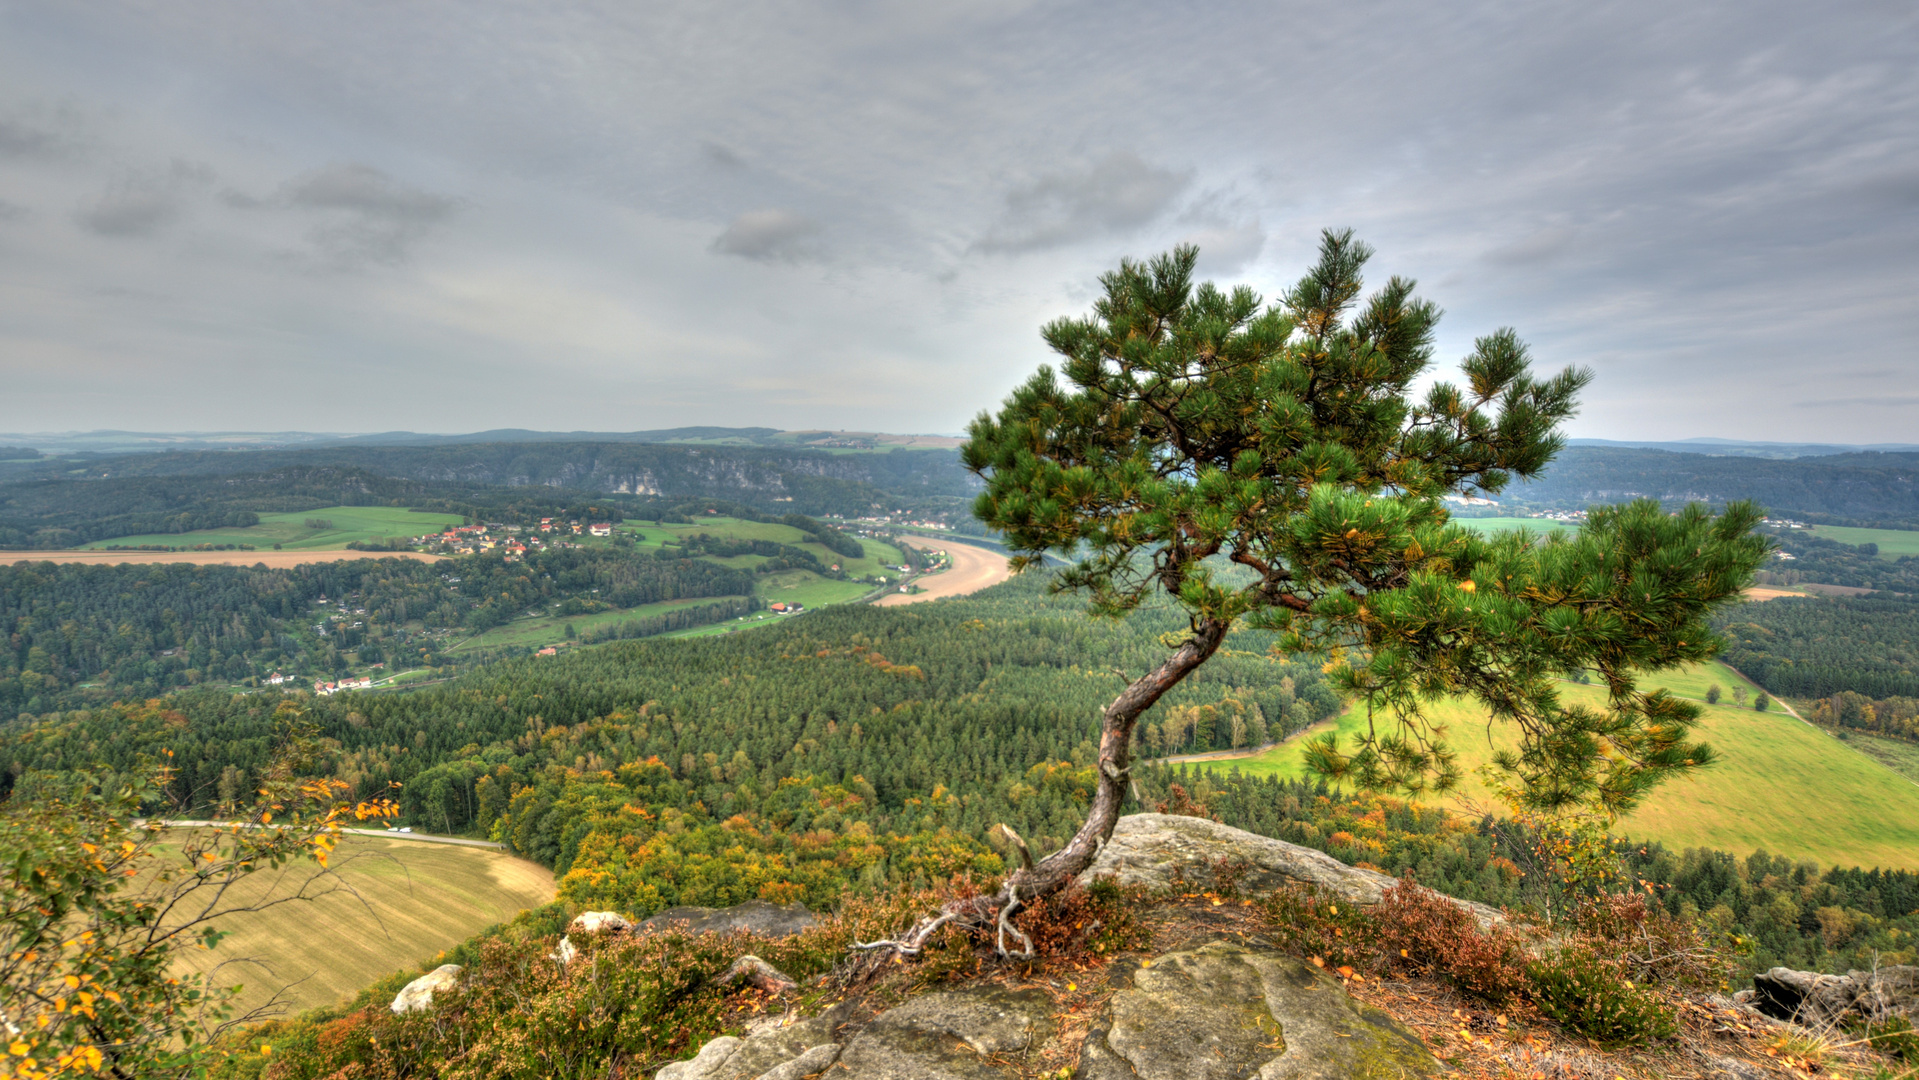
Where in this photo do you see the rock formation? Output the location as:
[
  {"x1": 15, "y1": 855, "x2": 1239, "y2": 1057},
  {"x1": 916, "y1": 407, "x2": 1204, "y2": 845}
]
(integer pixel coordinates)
[
  {"x1": 1750, "y1": 964, "x2": 1919, "y2": 1026},
  {"x1": 390, "y1": 964, "x2": 463, "y2": 1015}
]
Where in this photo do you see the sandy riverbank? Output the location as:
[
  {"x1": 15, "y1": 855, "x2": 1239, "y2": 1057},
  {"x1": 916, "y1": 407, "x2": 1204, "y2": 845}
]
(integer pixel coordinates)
[
  {"x1": 4, "y1": 549, "x2": 443, "y2": 568},
  {"x1": 875, "y1": 536, "x2": 1012, "y2": 605}
]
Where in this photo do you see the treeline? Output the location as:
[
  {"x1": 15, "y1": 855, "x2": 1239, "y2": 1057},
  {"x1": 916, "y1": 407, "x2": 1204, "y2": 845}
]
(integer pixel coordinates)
[
  {"x1": 1510, "y1": 446, "x2": 1919, "y2": 524},
  {"x1": 1805, "y1": 691, "x2": 1919, "y2": 742},
  {"x1": 1714, "y1": 594, "x2": 1919, "y2": 700},
  {"x1": 0, "y1": 547, "x2": 753, "y2": 714}
]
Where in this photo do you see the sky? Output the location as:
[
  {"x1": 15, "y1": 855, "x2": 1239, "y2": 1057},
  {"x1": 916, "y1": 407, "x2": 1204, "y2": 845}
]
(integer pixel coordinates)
[{"x1": 0, "y1": 2, "x2": 1914, "y2": 442}]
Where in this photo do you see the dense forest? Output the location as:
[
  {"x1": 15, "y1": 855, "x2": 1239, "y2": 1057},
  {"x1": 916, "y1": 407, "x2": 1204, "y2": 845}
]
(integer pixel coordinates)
[
  {"x1": 1750, "y1": 527, "x2": 1919, "y2": 593},
  {"x1": 1714, "y1": 593, "x2": 1919, "y2": 700},
  {"x1": 5, "y1": 567, "x2": 1917, "y2": 985},
  {"x1": 0, "y1": 546, "x2": 755, "y2": 714}
]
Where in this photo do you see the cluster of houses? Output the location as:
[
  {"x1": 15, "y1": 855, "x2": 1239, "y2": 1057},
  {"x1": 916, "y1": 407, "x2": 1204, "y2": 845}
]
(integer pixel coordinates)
[
  {"x1": 413, "y1": 519, "x2": 618, "y2": 557},
  {"x1": 767, "y1": 602, "x2": 805, "y2": 614},
  {"x1": 314, "y1": 676, "x2": 374, "y2": 695}
]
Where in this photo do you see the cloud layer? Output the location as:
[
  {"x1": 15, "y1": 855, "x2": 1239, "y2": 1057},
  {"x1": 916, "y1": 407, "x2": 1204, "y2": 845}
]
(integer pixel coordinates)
[{"x1": 0, "y1": 1, "x2": 1912, "y2": 440}]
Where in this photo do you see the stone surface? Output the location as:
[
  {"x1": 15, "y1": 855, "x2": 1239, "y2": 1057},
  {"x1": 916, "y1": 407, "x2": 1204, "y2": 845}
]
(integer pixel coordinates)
[
  {"x1": 1080, "y1": 814, "x2": 1503, "y2": 926},
  {"x1": 571, "y1": 910, "x2": 634, "y2": 934},
  {"x1": 389, "y1": 964, "x2": 463, "y2": 1015},
  {"x1": 654, "y1": 1013, "x2": 840, "y2": 1080},
  {"x1": 834, "y1": 985, "x2": 1053, "y2": 1080},
  {"x1": 1077, "y1": 942, "x2": 1438, "y2": 1080},
  {"x1": 1751, "y1": 965, "x2": 1919, "y2": 1025},
  {"x1": 641, "y1": 899, "x2": 818, "y2": 938}
]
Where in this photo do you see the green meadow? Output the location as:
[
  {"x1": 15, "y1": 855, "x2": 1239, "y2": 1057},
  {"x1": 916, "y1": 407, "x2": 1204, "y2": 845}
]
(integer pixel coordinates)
[
  {"x1": 1198, "y1": 659, "x2": 1919, "y2": 870},
  {"x1": 81, "y1": 506, "x2": 465, "y2": 550},
  {"x1": 1807, "y1": 524, "x2": 1919, "y2": 558},
  {"x1": 1453, "y1": 516, "x2": 1578, "y2": 536},
  {"x1": 621, "y1": 516, "x2": 905, "y2": 579},
  {"x1": 447, "y1": 595, "x2": 751, "y2": 653}
]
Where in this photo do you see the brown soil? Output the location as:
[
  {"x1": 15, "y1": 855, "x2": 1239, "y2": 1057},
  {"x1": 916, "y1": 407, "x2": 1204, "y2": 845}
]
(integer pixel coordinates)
[
  {"x1": 4, "y1": 550, "x2": 443, "y2": 568},
  {"x1": 874, "y1": 537, "x2": 1012, "y2": 606}
]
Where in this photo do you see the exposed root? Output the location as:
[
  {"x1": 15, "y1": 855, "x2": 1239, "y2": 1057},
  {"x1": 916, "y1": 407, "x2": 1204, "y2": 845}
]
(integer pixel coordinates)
[{"x1": 996, "y1": 891, "x2": 1034, "y2": 960}]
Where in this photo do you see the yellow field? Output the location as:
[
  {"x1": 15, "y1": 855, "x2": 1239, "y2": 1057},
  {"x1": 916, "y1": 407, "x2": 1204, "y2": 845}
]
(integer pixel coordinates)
[
  {"x1": 159, "y1": 833, "x2": 553, "y2": 1020},
  {"x1": 1202, "y1": 661, "x2": 1919, "y2": 871}
]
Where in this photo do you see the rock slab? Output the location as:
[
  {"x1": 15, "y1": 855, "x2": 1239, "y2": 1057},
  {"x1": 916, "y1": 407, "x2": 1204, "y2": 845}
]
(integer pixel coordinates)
[
  {"x1": 834, "y1": 985, "x2": 1053, "y2": 1080},
  {"x1": 390, "y1": 964, "x2": 463, "y2": 1015},
  {"x1": 1077, "y1": 942, "x2": 1438, "y2": 1080},
  {"x1": 641, "y1": 899, "x2": 819, "y2": 938},
  {"x1": 1751, "y1": 965, "x2": 1919, "y2": 1026},
  {"x1": 1079, "y1": 814, "x2": 1503, "y2": 927},
  {"x1": 655, "y1": 1013, "x2": 839, "y2": 1080}
]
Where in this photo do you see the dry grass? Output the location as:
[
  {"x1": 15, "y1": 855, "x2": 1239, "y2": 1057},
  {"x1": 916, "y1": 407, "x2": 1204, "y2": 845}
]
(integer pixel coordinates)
[{"x1": 158, "y1": 832, "x2": 552, "y2": 1021}]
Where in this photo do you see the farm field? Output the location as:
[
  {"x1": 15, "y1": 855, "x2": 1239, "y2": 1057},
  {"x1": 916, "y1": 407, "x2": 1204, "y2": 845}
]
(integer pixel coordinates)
[
  {"x1": 759, "y1": 568, "x2": 874, "y2": 608},
  {"x1": 78, "y1": 505, "x2": 465, "y2": 551},
  {"x1": 1807, "y1": 524, "x2": 1919, "y2": 558},
  {"x1": 623, "y1": 516, "x2": 906, "y2": 579},
  {"x1": 1198, "y1": 659, "x2": 1919, "y2": 870},
  {"x1": 447, "y1": 595, "x2": 751, "y2": 653},
  {"x1": 5, "y1": 549, "x2": 440, "y2": 568},
  {"x1": 158, "y1": 832, "x2": 553, "y2": 1020}
]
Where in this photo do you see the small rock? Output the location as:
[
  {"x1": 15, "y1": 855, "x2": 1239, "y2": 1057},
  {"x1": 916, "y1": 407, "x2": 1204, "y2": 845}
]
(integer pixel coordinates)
[
  {"x1": 655, "y1": 1013, "x2": 840, "y2": 1080},
  {"x1": 1751, "y1": 965, "x2": 1919, "y2": 1025},
  {"x1": 834, "y1": 985, "x2": 1053, "y2": 1079},
  {"x1": 571, "y1": 910, "x2": 634, "y2": 934},
  {"x1": 640, "y1": 899, "x2": 818, "y2": 938},
  {"x1": 550, "y1": 936, "x2": 579, "y2": 966},
  {"x1": 389, "y1": 964, "x2": 463, "y2": 1015}
]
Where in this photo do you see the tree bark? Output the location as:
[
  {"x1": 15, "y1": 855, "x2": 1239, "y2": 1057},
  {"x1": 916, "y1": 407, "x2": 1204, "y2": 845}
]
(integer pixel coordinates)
[{"x1": 853, "y1": 616, "x2": 1230, "y2": 960}]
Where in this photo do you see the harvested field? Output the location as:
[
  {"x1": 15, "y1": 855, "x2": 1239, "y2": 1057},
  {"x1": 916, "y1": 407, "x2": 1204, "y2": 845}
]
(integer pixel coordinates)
[
  {"x1": 1743, "y1": 587, "x2": 1808, "y2": 601},
  {"x1": 875, "y1": 537, "x2": 1012, "y2": 605},
  {"x1": 4, "y1": 550, "x2": 441, "y2": 568}
]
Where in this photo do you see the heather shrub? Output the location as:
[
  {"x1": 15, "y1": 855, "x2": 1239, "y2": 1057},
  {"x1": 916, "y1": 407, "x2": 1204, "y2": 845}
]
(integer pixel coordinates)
[
  {"x1": 1374, "y1": 882, "x2": 1530, "y2": 1003},
  {"x1": 1527, "y1": 944, "x2": 1677, "y2": 1048},
  {"x1": 1570, "y1": 890, "x2": 1728, "y2": 991}
]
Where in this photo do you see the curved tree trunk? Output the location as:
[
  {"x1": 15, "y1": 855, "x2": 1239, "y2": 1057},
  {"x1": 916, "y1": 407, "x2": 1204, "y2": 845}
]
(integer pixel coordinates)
[{"x1": 854, "y1": 616, "x2": 1230, "y2": 960}]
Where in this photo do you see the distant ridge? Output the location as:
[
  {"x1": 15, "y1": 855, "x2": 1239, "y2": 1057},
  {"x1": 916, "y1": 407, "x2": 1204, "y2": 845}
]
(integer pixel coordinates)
[
  {"x1": 1568, "y1": 437, "x2": 1919, "y2": 459},
  {"x1": 0, "y1": 427, "x2": 963, "y2": 455}
]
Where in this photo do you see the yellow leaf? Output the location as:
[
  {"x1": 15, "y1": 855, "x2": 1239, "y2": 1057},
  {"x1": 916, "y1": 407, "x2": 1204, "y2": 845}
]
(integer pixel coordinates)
[
  {"x1": 63, "y1": 976, "x2": 79, "y2": 990},
  {"x1": 261, "y1": 1044, "x2": 273, "y2": 1056},
  {"x1": 9, "y1": 1041, "x2": 29, "y2": 1056},
  {"x1": 1457, "y1": 580, "x2": 1477, "y2": 593},
  {"x1": 1067, "y1": 982, "x2": 1077, "y2": 992}
]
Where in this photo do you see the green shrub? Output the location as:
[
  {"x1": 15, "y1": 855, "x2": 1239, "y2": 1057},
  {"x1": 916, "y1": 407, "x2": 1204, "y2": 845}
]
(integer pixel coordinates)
[
  {"x1": 1864, "y1": 1016, "x2": 1919, "y2": 1063},
  {"x1": 1526, "y1": 945, "x2": 1677, "y2": 1048}
]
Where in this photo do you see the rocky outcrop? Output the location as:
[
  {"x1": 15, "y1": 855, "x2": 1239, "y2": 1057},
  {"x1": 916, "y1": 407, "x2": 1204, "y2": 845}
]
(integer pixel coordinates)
[
  {"x1": 390, "y1": 964, "x2": 463, "y2": 1014},
  {"x1": 655, "y1": 1012, "x2": 842, "y2": 1080},
  {"x1": 573, "y1": 910, "x2": 634, "y2": 934},
  {"x1": 833, "y1": 985, "x2": 1052, "y2": 1079},
  {"x1": 1079, "y1": 943, "x2": 1438, "y2": 1080},
  {"x1": 1079, "y1": 813, "x2": 1503, "y2": 926},
  {"x1": 1750, "y1": 965, "x2": 1919, "y2": 1026},
  {"x1": 641, "y1": 900, "x2": 818, "y2": 938}
]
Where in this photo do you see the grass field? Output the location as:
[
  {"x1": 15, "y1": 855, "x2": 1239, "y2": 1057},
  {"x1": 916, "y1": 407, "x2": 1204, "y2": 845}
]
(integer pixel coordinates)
[
  {"x1": 447, "y1": 595, "x2": 751, "y2": 653},
  {"x1": 159, "y1": 833, "x2": 552, "y2": 1019},
  {"x1": 81, "y1": 506, "x2": 464, "y2": 551},
  {"x1": 1198, "y1": 659, "x2": 1919, "y2": 871},
  {"x1": 1848, "y1": 733, "x2": 1919, "y2": 786},
  {"x1": 622, "y1": 517, "x2": 905, "y2": 579},
  {"x1": 759, "y1": 568, "x2": 875, "y2": 608},
  {"x1": 1807, "y1": 524, "x2": 1919, "y2": 558}
]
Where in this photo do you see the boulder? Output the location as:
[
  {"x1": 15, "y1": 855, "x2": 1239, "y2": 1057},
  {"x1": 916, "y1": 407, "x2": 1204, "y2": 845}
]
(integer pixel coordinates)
[
  {"x1": 655, "y1": 1012, "x2": 840, "y2": 1080},
  {"x1": 571, "y1": 910, "x2": 634, "y2": 934},
  {"x1": 640, "y1": 899, "x2": 818, "y2": 938},
  {"x1": 1079, "y1": 814, "x2": 1503, "y2": 926},
  {"x1": 389, "y1": 964, "x2": 463, "y2": 1015},
  {"x1": 1751, "y1": 965, "x2": 1919, "y2": 1026},
  {"x1": 833, "y1": 985, "x2": 1052, "y2": 1080},
  {"x1": 1077, "y1": 942, "x2": 1438, "y2": 1080}
]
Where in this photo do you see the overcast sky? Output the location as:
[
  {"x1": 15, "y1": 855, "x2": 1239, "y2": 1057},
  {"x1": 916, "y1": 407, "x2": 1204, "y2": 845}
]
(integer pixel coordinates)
[{"x1": 0, "y1": 2, "x2": 1913, "y2": 442}]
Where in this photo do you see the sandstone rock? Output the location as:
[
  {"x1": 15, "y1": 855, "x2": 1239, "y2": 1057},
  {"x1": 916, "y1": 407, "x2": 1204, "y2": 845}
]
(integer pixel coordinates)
[
  {"x1": 551, "y1": 935, "x2": 579, "y2": 966},
  {"x1": 833, "y1": 985, "x2": 1052, "y2": 1079},
  {"x1": 571, "y1": 910, "x2": 634, "y2": 934},
  {"x1": 1751, "y1": 965, "x2": 1919, "y2": 1026},
  {"x1": 389, "y1": 964, "x2": 463, "y2": 1015},
  {"x1": 641, "y1": 899, "x2": 818, "y2": 938},
  {"x1": 1077, "y1": 942, "x2": 1438, "y2": 1080},
  {"x1": 654, "y1": 1013, "x2": 840, "y2": 1080},
  {"x1": 1079, "y1": 814, "x2": 1503, "y2": 927}
]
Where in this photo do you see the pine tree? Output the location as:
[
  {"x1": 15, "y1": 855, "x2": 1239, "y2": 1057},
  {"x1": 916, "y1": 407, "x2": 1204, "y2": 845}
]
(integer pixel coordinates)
[{"x1": 939, "y1": 230, "x2": 1768, "y2": 950}]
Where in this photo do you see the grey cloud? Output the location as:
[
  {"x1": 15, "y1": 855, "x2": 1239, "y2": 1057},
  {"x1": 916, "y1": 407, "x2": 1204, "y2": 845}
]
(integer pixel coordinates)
[
  {"x1": 1796, "y1": 396, "x2": 1919, "y2": 409},
  {"x1": 975, "y1": 152, "x2": 1191, "y2": 254},
  {"x1": 1175, "y1": 192, "x2": 1266, "y2": 277},
  {"x1": 282, "y1": 163, "x2": 455, "y2": 267},
  {"x1": 702, "y1": 142, "x2": 747, "y2": 170},
  {"x1": 77, "y1": 160, "x2": 213, "y2": 237},
  {"x1": 0, "y1": 199, "x2": 25, "y2": 221},
  {"x1": 711, "y1": 209, "x2": 821, "y2": 261},
  {"x1": 1483, "y1": 228, "x2": 1578, "y2": 266}
]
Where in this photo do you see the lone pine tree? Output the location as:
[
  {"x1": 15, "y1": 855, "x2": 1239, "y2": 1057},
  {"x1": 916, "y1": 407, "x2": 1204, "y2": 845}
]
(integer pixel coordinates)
[{"x1": 871, "y1": 230, "x2": 1768, "y2": 958}]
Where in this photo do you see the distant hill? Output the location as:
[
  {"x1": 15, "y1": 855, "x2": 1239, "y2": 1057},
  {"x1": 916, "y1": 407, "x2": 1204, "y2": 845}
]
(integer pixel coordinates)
[
  {"x1": 1570, "y1": 437, "x2": 1919, "y2": 459},
  {"x1": 1513, "y1": 446, "x2": 1919, "y2": 526}
]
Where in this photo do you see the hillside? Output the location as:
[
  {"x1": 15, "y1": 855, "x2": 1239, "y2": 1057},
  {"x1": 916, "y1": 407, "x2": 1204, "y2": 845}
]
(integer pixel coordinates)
[
  {"x1": 1200, "y1": 659, "x2": 1919, "y2": 870},
  {"x1": 157, "y1": 831, "x2": 553, "y2": 1019}
]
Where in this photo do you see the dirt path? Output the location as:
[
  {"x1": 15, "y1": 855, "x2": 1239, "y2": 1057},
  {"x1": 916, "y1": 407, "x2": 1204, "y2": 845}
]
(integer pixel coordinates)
[
  {"x1": 875, "y1": 537, "x2": 1012, "y2": 605},
  {"x1": 5, "y1": 550, "x2": 442, "y2": 568}
]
